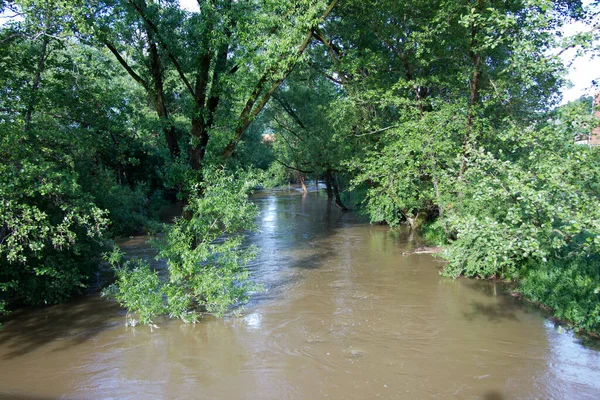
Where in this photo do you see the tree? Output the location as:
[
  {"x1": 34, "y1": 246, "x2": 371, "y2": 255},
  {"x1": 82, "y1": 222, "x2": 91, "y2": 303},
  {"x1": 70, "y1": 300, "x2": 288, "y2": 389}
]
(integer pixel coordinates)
[
  {"x1": 80, "y1": 0, "x2": 339, "y2": 175},
  {"x1": 313, "y1": 0, "x2": 579, "y2": 226},
  {"x1": 266, "y1": 68, "x2": 352, "y2": 209},
  {"x1": 0, "y1": 0, "x2": 168, "y2": 318}
]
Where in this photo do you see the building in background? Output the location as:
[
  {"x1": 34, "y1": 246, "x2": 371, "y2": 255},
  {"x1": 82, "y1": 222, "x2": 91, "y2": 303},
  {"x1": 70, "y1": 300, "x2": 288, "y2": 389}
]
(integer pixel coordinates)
[{"x1": 591, "y1": 93, "x2": 600, "y2": 146}]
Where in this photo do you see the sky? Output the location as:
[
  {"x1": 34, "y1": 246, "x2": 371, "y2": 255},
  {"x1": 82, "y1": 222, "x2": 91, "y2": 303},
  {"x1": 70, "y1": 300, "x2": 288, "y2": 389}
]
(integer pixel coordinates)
[
  {"x1": 179, "y1": 0, "x2": 199, "y2": 12},
  {"x1": 559, "y1": 19, "x2": 600, "y2": 103}
]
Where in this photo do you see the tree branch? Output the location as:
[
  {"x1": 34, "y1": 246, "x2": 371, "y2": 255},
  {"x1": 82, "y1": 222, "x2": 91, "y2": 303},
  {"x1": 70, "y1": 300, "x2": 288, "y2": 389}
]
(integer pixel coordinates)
[
  {"x1": 221, "y1": 0, "x2": 339, "y2": 159},
  {"x1": 273, "y1": 114, "x2": 306, "y2": 142},
  {"x1": 273, "y1": 94, "x2": 306, "y2": 129},
  {"x1": 354, "y1": 125, "x2": 399, "y2": 137},
  {"x1": 0, "y1": 32, "x2": 24, "y2": 45},
  {"x1": 312, "y1": 27, "x2": 347, "y2": 85},
  {"x1": 557, "y1": 24, "x2": 600, "y2": 57},
  {"x1": 272, "y1": 157, "x2": 314, "y2": 174},
  {"x1": 127, "y1": 0, "x2": 195, "y2": 97},
  {"x1": 105, "y1": 41, "x2": 150, "y2": 91}
]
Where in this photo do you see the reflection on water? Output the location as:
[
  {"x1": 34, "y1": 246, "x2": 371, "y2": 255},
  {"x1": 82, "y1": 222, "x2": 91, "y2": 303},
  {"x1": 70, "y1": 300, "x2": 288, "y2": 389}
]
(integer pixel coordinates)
[{"x1": 1, "y1": 187, "x2": 600, "y2": 399}]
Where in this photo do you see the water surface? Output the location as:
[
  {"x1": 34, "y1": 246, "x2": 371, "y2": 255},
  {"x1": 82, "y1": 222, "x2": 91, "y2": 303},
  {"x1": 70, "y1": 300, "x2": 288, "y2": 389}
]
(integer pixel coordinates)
[{"x1": 1, "y1": 188, "x2": 599, "y2": 399}]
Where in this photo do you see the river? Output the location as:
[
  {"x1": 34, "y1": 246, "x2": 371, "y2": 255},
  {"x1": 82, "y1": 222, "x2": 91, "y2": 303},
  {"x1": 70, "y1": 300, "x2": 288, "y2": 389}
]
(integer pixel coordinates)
[{"x1": 1, "y1": 187, "x2": 599, "y2": 399}]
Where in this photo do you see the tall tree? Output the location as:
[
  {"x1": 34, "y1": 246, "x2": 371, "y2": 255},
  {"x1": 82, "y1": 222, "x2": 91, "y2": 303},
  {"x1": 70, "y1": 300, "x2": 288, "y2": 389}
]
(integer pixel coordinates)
[{"x1": 81, "y1": 0, "x2": 338, "y2": 173}]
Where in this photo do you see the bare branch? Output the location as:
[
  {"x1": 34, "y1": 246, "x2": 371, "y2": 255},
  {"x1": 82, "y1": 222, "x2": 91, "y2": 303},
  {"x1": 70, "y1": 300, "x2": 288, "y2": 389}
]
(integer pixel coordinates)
[
  {"x1": 105, "y1": 41, "x2": 150, "y2": 92},
  {"x1": 354, "y1": 125, "x2": 399, "y2": 137}
]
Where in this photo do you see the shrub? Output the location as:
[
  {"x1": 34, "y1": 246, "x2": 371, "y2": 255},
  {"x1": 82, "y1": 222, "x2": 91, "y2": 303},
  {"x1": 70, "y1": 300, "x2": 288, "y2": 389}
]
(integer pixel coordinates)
[{"x1": 103, "y1": 169, "x2": 259, "y2": 324}]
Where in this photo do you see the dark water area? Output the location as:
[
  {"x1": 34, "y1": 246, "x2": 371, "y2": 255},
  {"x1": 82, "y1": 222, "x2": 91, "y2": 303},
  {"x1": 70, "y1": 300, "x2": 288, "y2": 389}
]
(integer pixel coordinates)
[{"x1": 1, "y1": 186, "x2": 599, "y2": 399}]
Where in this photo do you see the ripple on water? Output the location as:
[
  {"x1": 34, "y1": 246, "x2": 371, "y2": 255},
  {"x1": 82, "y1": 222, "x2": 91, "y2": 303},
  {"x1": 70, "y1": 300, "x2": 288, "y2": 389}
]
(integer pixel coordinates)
[{"x1": 0, "y1": 189, "x2": 599, "y2": 399}]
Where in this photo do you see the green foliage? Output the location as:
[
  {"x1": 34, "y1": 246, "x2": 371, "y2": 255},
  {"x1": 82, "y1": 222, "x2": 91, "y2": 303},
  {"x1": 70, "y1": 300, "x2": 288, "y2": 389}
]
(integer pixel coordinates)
[
  {"x1": 103, "y1": 169, "x2": 259, "y2": 324},
  {"x1": 156, "y1": 169, "x2": 259, "y2": 318},
  {"x1": 2, "y1": 0, "x2": 599, "y2": 336},
  {"x1": 351, "y1": 104, "x2": 464, "y2": 226},
  {"x1": 421, "y1": 220, "x2": 449, "y2": 247},
  {"x1": 81, "y1": 170, "x2": 166, "y2": 236},
  {"x1": 0, "y1": 1, "x2": 168, "y2": 314},
  {"x1": 436, "y1": 117, "x2": 600, "y2": 332},
  {"x1": 519, "y1": 257, "x2": 600, "y2": 333},
  {"x1": 102, "y1": 249, "x2": 166, "y2": 325},
  {"x1": 0, "y1": 124, "x2": 110, "y2": 306},
  {"x1": 260, "y1": 162, "x2": 291, "y2": 188},
  {"x1": 442, "y1": 126, "x2": 600, "y2": 280},
  {"x1": 318, "y1": 0, "x2": 600, "y2": 333}
]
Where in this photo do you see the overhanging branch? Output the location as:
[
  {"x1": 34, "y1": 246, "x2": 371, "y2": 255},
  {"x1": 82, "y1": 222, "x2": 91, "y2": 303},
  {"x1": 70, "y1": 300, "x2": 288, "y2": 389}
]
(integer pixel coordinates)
[{"x1": 105, "y1": 41, "x2": 150, "y2": 91}]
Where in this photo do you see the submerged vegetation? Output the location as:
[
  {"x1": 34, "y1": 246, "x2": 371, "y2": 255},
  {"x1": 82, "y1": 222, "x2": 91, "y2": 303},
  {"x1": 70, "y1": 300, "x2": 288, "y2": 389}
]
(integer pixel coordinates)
[{"x1": 1, "y1": 0, "x2": 600, "y2": 333}]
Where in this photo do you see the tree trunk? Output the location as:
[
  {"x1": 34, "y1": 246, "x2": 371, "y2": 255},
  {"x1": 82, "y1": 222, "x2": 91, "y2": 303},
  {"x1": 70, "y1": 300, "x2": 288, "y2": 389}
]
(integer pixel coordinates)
[
  {"x1": 190, "y1": 116, "x2": 210, "y2": 171},
  {"x1": 591, "y1": 92, "x2": 600, "y2": 146},
  {"x1": 330, "y1": 171, "x2": 348, "y2": 211},
  {"x1": 324, "y1": 170, "x2": 334, "y2": 199},
  {"x1": 24, "y1": 35, "x2": 49, "y2": 132},
  {"x1": 147, "y1": 33, "x2": 180, "y2": 158},
  {"x1": 459, "y1": 0, "x2": 484, "y2": 178},
  {"x1": 406, "y1": 212, "x2": 419, "y2": 231},
  {"x1": 298, "y1": 173, "x2": 307, "y2": 193},
  {"x1": 221, "y1": 0, "x2": 339, "y2": 161}
]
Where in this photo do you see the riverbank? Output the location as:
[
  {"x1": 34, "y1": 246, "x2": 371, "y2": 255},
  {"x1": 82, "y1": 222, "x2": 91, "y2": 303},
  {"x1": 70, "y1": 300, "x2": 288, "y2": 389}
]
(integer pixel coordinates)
[{"x1": 411, "y1": 234, "x2": 600, "y2": 341}]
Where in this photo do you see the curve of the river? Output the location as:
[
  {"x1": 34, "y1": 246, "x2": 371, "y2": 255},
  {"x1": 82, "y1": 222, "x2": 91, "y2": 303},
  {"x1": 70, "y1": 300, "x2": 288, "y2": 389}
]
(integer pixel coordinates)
[{"x1": 1, "y1": 187, "x2": 599, "y2": 399}]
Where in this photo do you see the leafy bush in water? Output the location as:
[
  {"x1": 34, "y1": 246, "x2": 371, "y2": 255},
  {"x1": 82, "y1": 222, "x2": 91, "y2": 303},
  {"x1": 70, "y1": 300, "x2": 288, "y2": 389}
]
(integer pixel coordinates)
[
  {"x1": 439, "y1": 123, "x2": 600, "y2": 333},
  {"x1": 102, "y1": 249, "x2": 166, "y2": 325},
  {"x1": 103, "y1": 169, "x2": 259, "y2": 324}
]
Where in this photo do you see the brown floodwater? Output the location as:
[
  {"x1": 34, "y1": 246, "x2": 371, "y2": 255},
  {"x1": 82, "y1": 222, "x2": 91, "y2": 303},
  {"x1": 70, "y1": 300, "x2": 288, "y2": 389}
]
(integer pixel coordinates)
[{"x1": 1, "y1": 187, "x2": 599, "y2": 399}]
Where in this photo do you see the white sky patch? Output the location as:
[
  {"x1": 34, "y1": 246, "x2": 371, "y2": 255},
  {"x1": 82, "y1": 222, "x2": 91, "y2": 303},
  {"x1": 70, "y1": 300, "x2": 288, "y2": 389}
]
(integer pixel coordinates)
[
  {"x1": 0, "y1": 9, "x2": 23, "y2": 27},
  {"x1": 561, "y1": 0, "x2": 600, "y2": 104},
  {"x1": 179, "y1": 0, "x2": 200, "y2": 12},
  {"x1": 559, "y1": 1, "x2": 600, "y2": 103}
]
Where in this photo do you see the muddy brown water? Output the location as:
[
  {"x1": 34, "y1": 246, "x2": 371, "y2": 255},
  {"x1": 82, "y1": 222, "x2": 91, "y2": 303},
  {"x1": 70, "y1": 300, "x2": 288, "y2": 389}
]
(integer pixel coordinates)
[{"x1": 1, "y1": 187, "x2": 599, "y2": 399}]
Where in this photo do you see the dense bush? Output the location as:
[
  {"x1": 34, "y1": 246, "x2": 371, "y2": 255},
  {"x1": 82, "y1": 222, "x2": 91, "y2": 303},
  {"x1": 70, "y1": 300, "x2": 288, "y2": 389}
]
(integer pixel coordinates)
[
  {"x1": 519, "y1": 257, "x2": 600, "y2": 333},
  {"x1": 103, "y1": 169, "x2": 259, "y2": 324},
  {"x1": 0, "y1": 127, "x2": 110, "y2": 309},
  {"x1": 437, "y1": 122, "x2": 600, "y2": 333},
  {"x1": 443, "y1": 127, "x2": 600, "y2": 279},
  {"x1": 80, "y1": 169, "x2": 167, "y2": 236}
]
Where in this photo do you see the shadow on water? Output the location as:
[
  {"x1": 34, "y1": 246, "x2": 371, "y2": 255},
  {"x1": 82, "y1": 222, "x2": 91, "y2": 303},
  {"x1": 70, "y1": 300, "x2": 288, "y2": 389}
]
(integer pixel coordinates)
[
  {"x1": 0, "y1": 394, "x2": 70, "y2": 400},
  {"x1": 0, "y1": 295, "x2": 122, "y2": 360},
  {"x1": 246, "y1": 243, "x2": 337, "y2": 305},
  {"x1": 462, "y1": 297, "x2": 519, "y2": 322},
  {"x1": 287, "y1": 248, "x2": 337, "y2": 270},
  {"x1": 483, "y1": 391, "x2": 504, "y2": 400}
]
